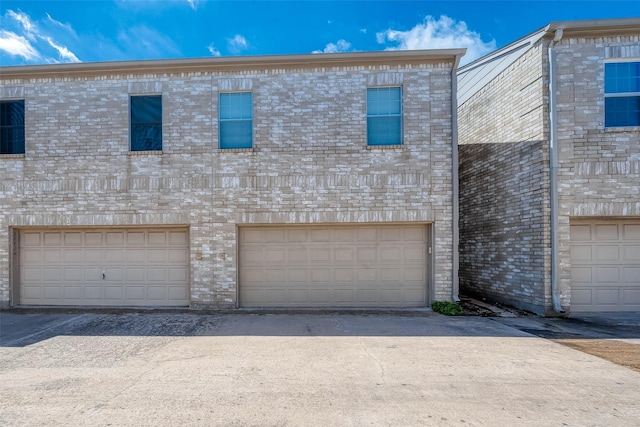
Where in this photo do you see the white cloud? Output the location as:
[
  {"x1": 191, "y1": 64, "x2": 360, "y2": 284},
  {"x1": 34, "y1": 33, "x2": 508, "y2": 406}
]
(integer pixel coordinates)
[
  {"x1": 117, "y1": 25, "x2": 180, "y2": 58},
  {"x1": 360, "y1": 28, "x2": 367, "y2": 34},
  {"x1": 227, "y1": 34, "x2": 248, "y2": 54},
  {"x1": 45, "y1": 36, "x2": 80, "y2": 62},
  {"x1": 208, "y1": 43, "x2": 221, "y2": 57},
  {"x1": 7, "y1": 10, "x2": 36, "y2": 39},
  {"x1": 0, "y1": 30, "x2": 40, "y2": 60},
  {"x1": 376, "y1": 15, "x2": 496, "y2": 65},
  {"x1": 312, "y1": 39, "x2": 353, "y2": 54},
  {"x1": 1, "y1": 9, "x2": 81, "y2": 65}
]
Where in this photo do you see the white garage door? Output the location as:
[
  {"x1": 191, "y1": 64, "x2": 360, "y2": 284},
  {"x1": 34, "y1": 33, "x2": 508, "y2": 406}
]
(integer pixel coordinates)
[
  {"x1": 239, "y1": 224, "x2": 430, "y2": 307},
  {"x1": 570, "y1": 220, "x2": 640, "y2": 312},
  {"x1": 19, "y1": 228, "x2": 189, "y2": 307}
]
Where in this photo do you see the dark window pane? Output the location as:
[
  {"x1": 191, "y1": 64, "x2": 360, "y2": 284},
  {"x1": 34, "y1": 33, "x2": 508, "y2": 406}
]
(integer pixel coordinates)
[
  {"x1": 0, "y1": 100, "x2": 25, "y2": 154},
  {"x1": 131, "y1": 124, "x2": 162, "y2": 151},
  {"x1": 130, "y1": 96, "x2": 162, "y2": 151},
  {"x1": 367, "y1": 116, "x2": 402, "y2": 145},
  {"x1": 605, "y1": 96, "x2": 640, "y2": 127},
  {"x1": 220, "y1": 120, "x2": 252, "y2": 149}
]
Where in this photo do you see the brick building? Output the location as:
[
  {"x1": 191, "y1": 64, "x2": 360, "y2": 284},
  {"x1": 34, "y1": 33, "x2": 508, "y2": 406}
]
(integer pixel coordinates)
[
  {"x1": 0, "y1": 50, "x2": 464, "y2": 309},
  {"x1": 458, "y1": 19, "x2": 640, "y2": 314}
]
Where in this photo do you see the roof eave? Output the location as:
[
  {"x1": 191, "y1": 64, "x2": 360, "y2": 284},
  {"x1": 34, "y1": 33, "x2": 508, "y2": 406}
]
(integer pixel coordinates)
[{"x1": 0, "y1": 49, "x2": 467, "y2": 79}]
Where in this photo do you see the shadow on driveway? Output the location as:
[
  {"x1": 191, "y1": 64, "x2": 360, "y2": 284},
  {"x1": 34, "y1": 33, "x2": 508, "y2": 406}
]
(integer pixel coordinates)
[{"x1": 2, "y1": 309, "x2": 640, "y2": 348}]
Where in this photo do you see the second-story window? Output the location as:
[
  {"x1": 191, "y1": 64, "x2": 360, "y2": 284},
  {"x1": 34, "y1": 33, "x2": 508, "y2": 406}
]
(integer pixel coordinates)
[
  {"x1": 605, "y1": 61, "x2": 640, "y2": 127},
  {"x1": 219, "y1": 92, "x2": 253, "y2": 149},
  {"x1": 130, "y1": 95, "x2": 162, "y2": 151},
  {"x1": 367, "y1": 87, "x2": 402, "y2": 146},
  {"x1": 0, "y1": 100, "x2": 25, "y2": 154}
]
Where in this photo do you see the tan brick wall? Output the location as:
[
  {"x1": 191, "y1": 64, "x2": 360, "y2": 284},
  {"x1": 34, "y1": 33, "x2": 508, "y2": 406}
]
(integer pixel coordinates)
[
  {"x1": 459, "y1": 33, "x2": 640, "y2": 314},
  {"x1": 458, "y1": 42, "x2": 550, "y2": 314},
  {"x1": 555, "y1": 36, "x2": 640, "y2": 307},
  {"x1": 0, "y1": 61, "x2": 456, "y2": 308},
  {"x1": 458, "y1": 43, "x2": 546, "y2": 145}
]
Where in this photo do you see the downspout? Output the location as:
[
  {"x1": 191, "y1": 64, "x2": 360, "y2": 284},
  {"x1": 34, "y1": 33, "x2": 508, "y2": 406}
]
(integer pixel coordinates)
[
  {"x1": 451, "y1": 52, "x2": 463, "y2": 302},
  {"x1": 548, "y1": 29, "x2": 565, "y2": 313}
]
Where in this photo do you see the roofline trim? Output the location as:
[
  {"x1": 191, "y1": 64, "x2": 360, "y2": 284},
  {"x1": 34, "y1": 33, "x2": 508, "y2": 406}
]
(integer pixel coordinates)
[{"x1": 0, "y1": 49, "x2": 467, "y2": 79}]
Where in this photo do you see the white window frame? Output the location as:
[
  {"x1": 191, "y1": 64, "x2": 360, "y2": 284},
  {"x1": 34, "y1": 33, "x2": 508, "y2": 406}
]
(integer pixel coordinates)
[
  {"x1": 219, "y1": 91, "x2": 253, "y2": 149},
  {"x1": 366, "y1": 86, "x2": 403, "y2": 146},
  {"x1": 604, "y1": 59, "x2": 640, "y2": 128}
]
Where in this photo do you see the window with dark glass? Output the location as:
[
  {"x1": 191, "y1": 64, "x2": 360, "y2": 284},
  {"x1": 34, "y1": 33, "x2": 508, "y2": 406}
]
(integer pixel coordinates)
[
  {"x1": 367, "y1": 87, "x2": 402, "y2": 146},
  {"x1": 0, "y1": 100, "x2": 25, "y2": 154},
  {"x1": 219, "y1": 92, "x2": 253, "y2": 149},
  {"x1": 130, "y1": 95, "x2": 162, "y2": 151},
  {"x1": 605, "y1": 62, "x2": 640, "y2": 127}
]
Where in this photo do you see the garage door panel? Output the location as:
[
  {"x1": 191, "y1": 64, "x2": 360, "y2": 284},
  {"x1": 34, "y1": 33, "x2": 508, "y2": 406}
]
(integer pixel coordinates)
[
  {"x1": 62, "y1": 249, "x2": 82, "y2": 263},
  {"x1": 44, "y1": 233, "x2": 62, "y2": 246},
  {"x1": 622, "y1": 289, "x2": 640, "y2": 305},
  {"x1": 380, "y1": 247, "x2": 402, "y2": 262},
  {"x1": 45, "y1": 249, "x2": 63, "y2": 263},
  {"x1": 168, "y1": 286, "x2": 188, "y2": 301},
  {"x1": 147, "y1": 287, "x2": 166, "y2": 300},
  {"x1": 571, "y1": 220, "x2": 640, "y2": 312},
  {"x1": 127, "y1": 249, "x2": 146, "y2": 263},
  {"x1": 64, "y1": 233, "x2": 82, "y2": 246},
  {"x1": 571, "y1": 245, "x2": 592, "y2": 262},
  {"x1": 63, "y1": 268, "x2": 83, "y2": 281},
  {"x1": 85, "y1": 233, "x2": 103, "y2": 246},
  {"x1": 595, "y1": 245, "x2": 619, "y2": 262},
  {"x1": 595, "y1": 267, "x2": 619, "y2": 283},
  {"x1": 63, "y1": 287, "x2": 82, "y2": 300},
  {"x1": 623, "y1": 224, "x2": 640, "y2": 239},
  {"x1": 127, "y1": 232, "x2": 145, "y2": 245},
  {"x1": 84, "y1": 287, "x2": 102, "y2": 300},
  {"x1": 22, "y1": 233, "x2": 41, "y2": 246},
  {"x1": 595, "y1": 224, "x2": 618, "y2": 240},
  {"x1": 105, "y1": 286, "x2": 124, "y2": 300},
  {"x1": 595, "y1": 289, "x2": 619, "y2": 305},
  {"x1": 87, "y1": 249, "x2": 106, "y2": 263},
  {"x1": 335, "y1": 268, "x2": 354, "y2": 282},
  {"x1": 623, "y1": 267, "x2": 640, "y2": 283},
  {"x1": 43, "y1": 286, "x2": 61, "y2": 300},
  {"x1": 240, "y1": 225, "x2": 429, "y2": 307},
  {"x1": 265, "y1": 249, "x2": 286, "y2": 263},
  {"x1": 43, "y1": 267, "x2": 62, "y2": 281},
  {"x1": 334, "y1": 248, "x2": 354, "y2": 262},
  {"x1": 310, "y1": 229, "x2": 330, "y2": 242},
  {"x1": 404, "y1": 226, "x2": 426, "y2": 241},
  {"x1": 571, "y1": 267, "x2": 592, "y2": 283},
  {"x1": 311, "y1": 248, "x2": 331, "y2": 262},
  {"x1": 311, "y1": 269, "x2": 331, "y2": 282},
  {"x1": 570, "y1": 225, "x2": 591, "y2": 241},
  {"x1": 147, "y1": 249, "x2": 166, "y2": 263},
  {"x1": 168, "y1": 249, "x2": 188, "y2": 263},
  {"x1": 623, "y1": 245, "x2": 640, "y2": 261},
  {"x1": 106, "y1": 232, "x2": 125, "y2": 246},
  {"x1": 20, "y1": 228, "x2": 189, "y2": 306}
]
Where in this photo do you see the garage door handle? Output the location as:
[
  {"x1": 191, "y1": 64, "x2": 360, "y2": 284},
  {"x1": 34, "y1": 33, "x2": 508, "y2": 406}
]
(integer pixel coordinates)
[{"x1": 102, "y1": 271, "x2": 106, "y2": 280}]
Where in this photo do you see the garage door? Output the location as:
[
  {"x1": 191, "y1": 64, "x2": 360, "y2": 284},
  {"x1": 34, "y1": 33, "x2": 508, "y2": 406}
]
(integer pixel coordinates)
[
  {"x1": 19, "y1": 228, "x2": 189, "y2": 307},
  {"x1": 239, "y1": 224, "x2": 429, "y2": 307},
  {"x1": 570, "y1": 220, "x2": 640, "y2": 312}
]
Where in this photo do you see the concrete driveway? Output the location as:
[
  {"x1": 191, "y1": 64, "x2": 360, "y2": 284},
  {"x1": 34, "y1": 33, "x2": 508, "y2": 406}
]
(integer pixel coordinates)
[{"x1": 1, "y1": 311, "x2": 639, "y2": 426}]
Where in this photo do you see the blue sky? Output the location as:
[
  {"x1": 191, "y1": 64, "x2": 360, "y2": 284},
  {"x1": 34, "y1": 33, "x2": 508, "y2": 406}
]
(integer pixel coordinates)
[{"x1": 1, "y1": 1, "x2": 639, "y2": 67}]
